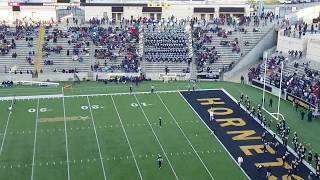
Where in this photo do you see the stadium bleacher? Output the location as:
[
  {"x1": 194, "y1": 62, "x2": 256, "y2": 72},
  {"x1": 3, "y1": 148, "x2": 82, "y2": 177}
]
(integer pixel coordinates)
[{"x1": 0, "y1": 13, "x2": 277, "y2": 78}]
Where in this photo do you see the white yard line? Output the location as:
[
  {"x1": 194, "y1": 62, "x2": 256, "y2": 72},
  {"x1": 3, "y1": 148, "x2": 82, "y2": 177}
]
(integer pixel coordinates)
[
  {"x1": 110, "y1": 95, "x2": 143, "y2": 180},
  {"x1": 86, "y1": 96, "x2": 107, "y2": 180},
  {"x1": 62, "y1": 88, "x2": 71, "y2": 180},
  {"x1": 0, "y1": 99, "x2": 14, "y2": 156},
  {"x1": 0, "y1": 88, "x2": 223, "y2": 101},
  {"x1": 133, "y1": 94, "x2": 179, "y2": 180},
  {"x1": 156, "y1": 93, "x2": 215, "y2": 180},
  {"x1": 30, "y1": 98, "x2": 40, "y2": 180},
  {"x1": 178, "y1": 91, "x2": 251, "y2": 180}
]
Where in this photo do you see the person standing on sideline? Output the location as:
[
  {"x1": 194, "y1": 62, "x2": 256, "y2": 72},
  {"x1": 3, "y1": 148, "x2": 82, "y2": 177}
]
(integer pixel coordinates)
[
  {"x1": 192, "y1": 84, "x2": 196, "y2": 91},
  {"x1": 269, "y1": 98, "x2": 273, "y2": 108},
  {"x1": 301, "y1": 110, "x2": 305, "y2": 120},
  {"x1": 129, "y1": 85, "x2": 133, "y2": 94},
  {"x1": 157, "y1": 154, "x2": 163, "y2": 169},
  {"x1": 240, "y1": 75, "x2": 245, "y2": 84},
  {"x1": 237, "y1": 156, "x2": 243, "y2": 166},
  {"x1": 308, "y1": 151, "x2": 313, "y2": 163},
  {"x1": 240, "y1": 93, "x2": 244, "y2": 103},
  {"x1": 8, "y1": 106, "x2": 12, "y2": 113},
  {"x1": 159, "y1": 117, "x2": 162, "y2": 128},
  {"x1": 266, "y1": 168, "x2": 271, "y2": 178},
  {"x1": 209, "y1": 107, "x2": 214, "y2": 121},
  {"x1": 308, "y1": 110, "x2": 313, "y2": 122},
  {"x1": 295, "y1": 101, "x2": 298, "y2": 112},
  {"x1": 151, "y1": 85, "x2": 155, "y2": 93}
]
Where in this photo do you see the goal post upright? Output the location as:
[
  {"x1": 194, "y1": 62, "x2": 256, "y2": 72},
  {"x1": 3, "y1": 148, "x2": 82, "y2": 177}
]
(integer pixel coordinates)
[
  {"x1": 262, "y1": 58, "x2": 267, "y2": 110},
  {"x1": 261, "y1": 56, "x2": 285, "y2": 122},
  {"x1": 276, "y1": 61, "x2": 284, "y2": 120}
]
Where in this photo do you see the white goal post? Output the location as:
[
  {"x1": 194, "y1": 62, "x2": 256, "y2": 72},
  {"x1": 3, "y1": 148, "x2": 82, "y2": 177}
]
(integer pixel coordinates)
[{"x1": 262, "y1": 59, "x2": 285, "y2": 122}]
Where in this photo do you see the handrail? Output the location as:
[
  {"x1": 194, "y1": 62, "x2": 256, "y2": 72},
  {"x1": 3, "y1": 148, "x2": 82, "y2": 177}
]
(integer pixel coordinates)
[{"x1": 34, "y1": 26, "x2": 45, "y2": 76}]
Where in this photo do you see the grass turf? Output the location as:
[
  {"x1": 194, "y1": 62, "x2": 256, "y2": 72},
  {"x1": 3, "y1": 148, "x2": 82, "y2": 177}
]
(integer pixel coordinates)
[
  {"x1": 0, "y1": 81, "x2": 319, "y2": 179},
  {"x1": 0, "y1": 89, "x2": 247, "y2": 180}
]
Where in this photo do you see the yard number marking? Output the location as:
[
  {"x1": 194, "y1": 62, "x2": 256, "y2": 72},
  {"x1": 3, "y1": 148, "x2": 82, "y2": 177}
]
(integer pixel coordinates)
[
  {"x1": 81, "y1": 105, "x2": 103, "y2": 110},
  {"x1": 28, "y1": 108, "x2": 48, "y2": 113},
  {"x1": 131, "y1": 102, "x2": 151, "y2": 107}
]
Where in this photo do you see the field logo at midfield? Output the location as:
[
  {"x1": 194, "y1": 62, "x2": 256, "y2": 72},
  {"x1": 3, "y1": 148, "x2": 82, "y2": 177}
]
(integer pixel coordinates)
[{"x1": 181, "y1": 90, "x2": 313, "y2": 179}]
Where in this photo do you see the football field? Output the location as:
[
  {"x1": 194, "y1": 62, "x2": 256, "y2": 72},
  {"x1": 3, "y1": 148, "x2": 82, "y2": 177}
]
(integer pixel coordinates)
[{"x1": 0, "y1": 90, "x2": 246, "y2": 180}]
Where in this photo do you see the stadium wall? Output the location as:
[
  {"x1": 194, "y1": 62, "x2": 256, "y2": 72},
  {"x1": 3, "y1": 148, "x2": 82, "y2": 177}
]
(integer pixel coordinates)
[
  {"x1": 0, "y1": 4, "x2": 56, "y2": 22},
  {"x1": 306, "y1": 39, "x2": 320, "y2": 63},
  {"x1": 277, "y1": 31, "x2": 320, "y2": 64},
  {"x1": 0, "y1": 73, "x2": 87, "y2": 82},
  {"x1": 276, "y1": 31, "x2": 308, "y2": 53},
  {"x1": 83, "y1": 4, "x2": 250, "y2": 21},
  {"x1": 285, "y1": 4, "x2": 320, "y2": 23},
  {"x1": 0, "y1": 3, "x2": 12, "y2": 22}
]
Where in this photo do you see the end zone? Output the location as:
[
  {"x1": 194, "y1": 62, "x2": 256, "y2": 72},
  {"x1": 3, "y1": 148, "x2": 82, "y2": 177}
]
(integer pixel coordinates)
[{"x1": 180, "y1": 89, "x2": 314, "y2": 179}]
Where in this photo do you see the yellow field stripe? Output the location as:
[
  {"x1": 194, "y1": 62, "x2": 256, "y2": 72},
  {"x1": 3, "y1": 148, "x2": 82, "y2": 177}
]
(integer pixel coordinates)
[{"x1": 34, "y1": 26, "x2": 45, "y2": 75}]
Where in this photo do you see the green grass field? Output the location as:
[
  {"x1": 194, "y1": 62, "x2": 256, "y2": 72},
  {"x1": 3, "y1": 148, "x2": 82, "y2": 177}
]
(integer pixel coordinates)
[{"x1": 0, "y1": 81, "x2": 319, "y2": 179}]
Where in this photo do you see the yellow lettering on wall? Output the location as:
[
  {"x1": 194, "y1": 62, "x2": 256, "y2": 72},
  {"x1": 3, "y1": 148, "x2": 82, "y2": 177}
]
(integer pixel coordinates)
[
  {"x1": 216, "y1": 118, "x2": 246, "y2": 127},
  {"x1": 208, "y1": 107, "x2": 233, "y2": 115},
  {"x1": 254, "y1": 158, "x2": 291, "y2": 169},
  {"x1": 240, "y1": 145, "x2": 275, "y2": 156},
  {"x1": 227, "y1": 130, "x2": 261, "y2": 141},
  {"x1": 197, "y1": 98, "x2": 225, "y2": 105}
]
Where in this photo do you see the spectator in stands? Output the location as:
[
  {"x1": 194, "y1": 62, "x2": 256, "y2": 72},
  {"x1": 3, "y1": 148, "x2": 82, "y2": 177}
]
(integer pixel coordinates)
[{"x1": 1, "y1": 80, "x2": 13, "y2": 87}]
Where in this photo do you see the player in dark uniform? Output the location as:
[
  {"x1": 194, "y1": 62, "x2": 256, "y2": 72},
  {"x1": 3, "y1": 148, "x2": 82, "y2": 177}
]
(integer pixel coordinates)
[
  {"x1": 251, "y1": 107, "x2": 255, "y2": 117},
  {"x1": 307, "y1": 111, "x2": 313, "y2": 122},
  {"x1": 246, "y1": 101, "x2": 250, "y2": 111},
  {"x1": 159, "y1": 117, "x2": 162, "y2": 128},
  {"x1": 244, "y1": 95, "x2": 248, "y2": 104},
  {"x1": 269, "y1": 98, "x2": 273, "y2": 108},
  {"x1": 308, "y1": 151, "x2": 313, "y2": 163},
  {"x1": 300, "y1": 110, "x2": 305, "y2": 120},
  {"x1": 129, "y1": 85, "x2": 133, "y2": 94},
  {"x1": 157, "y1": 154, "x2": 163, "y2": 168},
  {"x1": 240, "y1": 93, "x2": 244, "y2": 103}
]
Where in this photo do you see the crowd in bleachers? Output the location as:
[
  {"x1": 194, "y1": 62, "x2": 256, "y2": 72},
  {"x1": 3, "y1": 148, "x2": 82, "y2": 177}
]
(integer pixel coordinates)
[
  {"x1": 143, "y1": 23, "x2": 191, "y2": 64},
  {"x1": 0, "y1": 13, "x2": 277, "y2": 75},
  {"x1": 1, "y1": 80, "x2": 14, "y2": 87},
  {"x1": 191, "y1": 12, "x2": 276, "y2": 74},
  {"x1": 0, "y1": 38, "x2": 14, "y2": 55},
  {"x1": 193, "y1": 27, "x2": 220, "y2": 73},
  {"x1": 0, "y1": 25, "x2": 16, "y2": 55},
  {"x1": 248, "y1": 54, "x2": 285, "y2": 83},
  {"x1": 283, "y1": 63, "x2": 320, "y2": 106},
  {"x1": 282, "y1": 20, "x2": 320, "y2": 38},
  {"x1": 249, "y1": 54, "x2": 320, "y2": 107},
  {"x1": 90, "y1": 24, "x2": 140, "y2": 73},
  {"x1": 288, "y1": 50, "x2": 303, "y2": 59}
]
